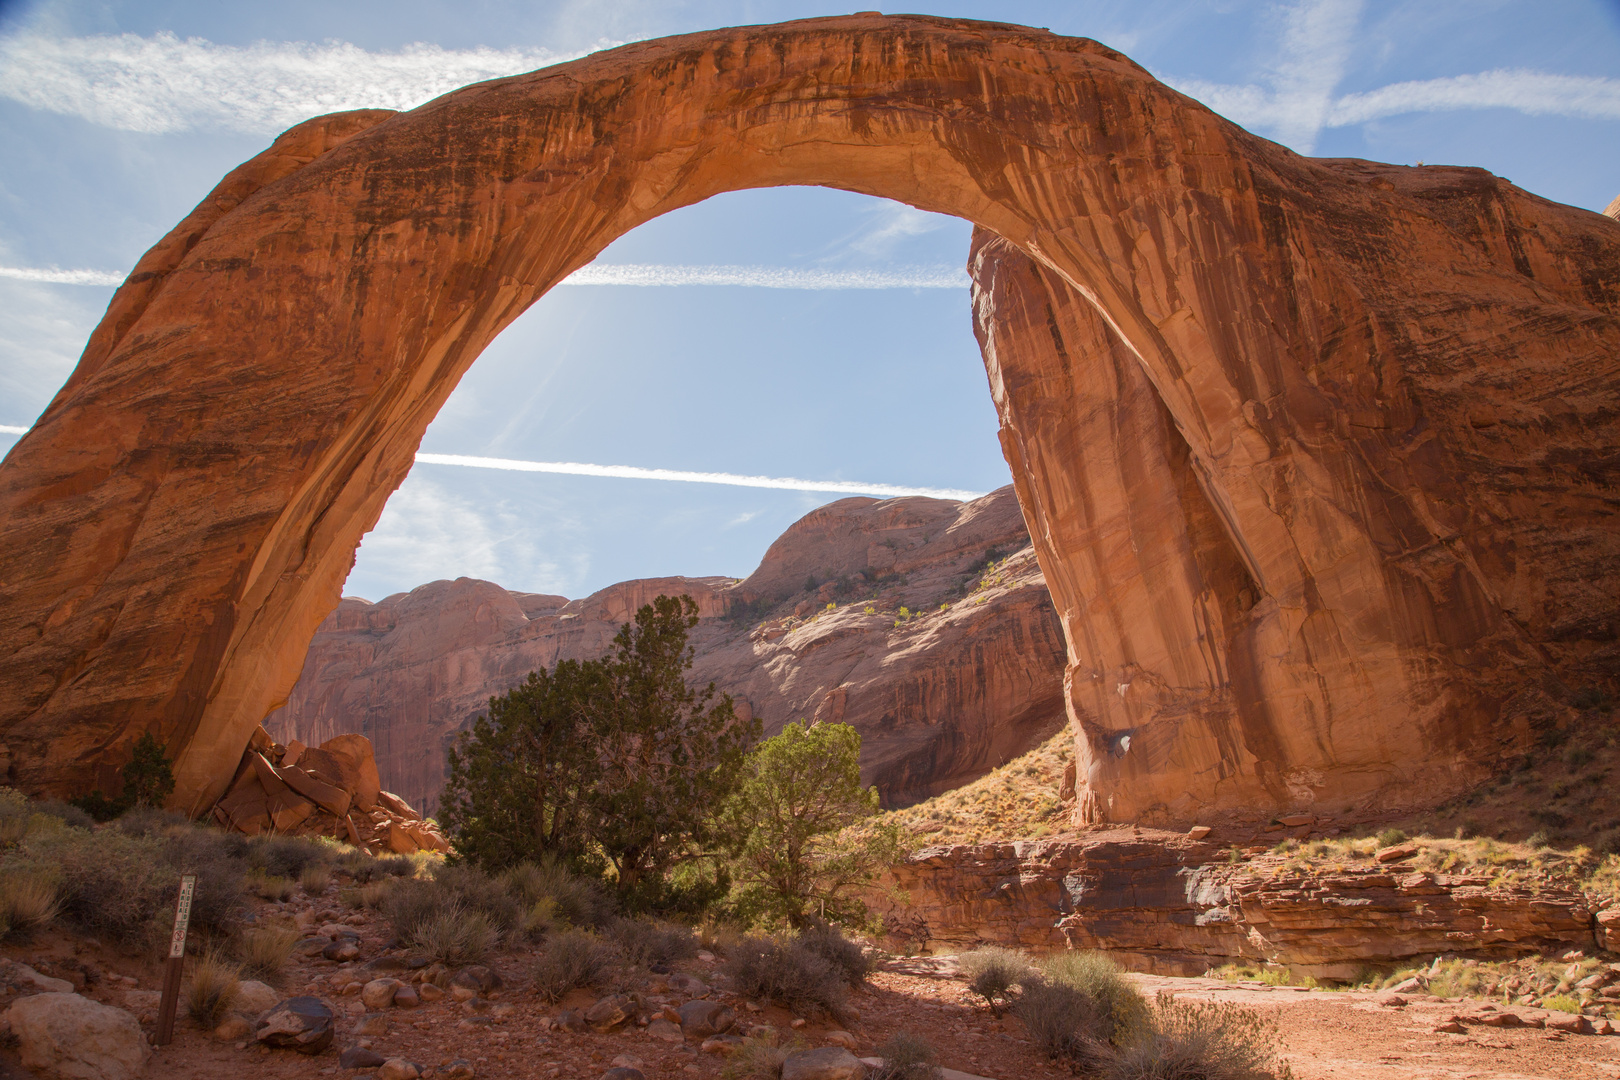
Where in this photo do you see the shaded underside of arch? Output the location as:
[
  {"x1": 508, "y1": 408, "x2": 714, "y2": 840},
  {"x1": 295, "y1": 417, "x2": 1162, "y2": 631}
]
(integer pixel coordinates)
[{"x1": 0, "y1": 14, "x2": 1616, "y2": 822}]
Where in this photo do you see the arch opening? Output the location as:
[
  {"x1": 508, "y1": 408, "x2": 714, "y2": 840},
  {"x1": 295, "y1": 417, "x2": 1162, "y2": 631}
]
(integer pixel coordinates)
[{"x1": 0, "y1": 14, "x2": 1614, "y2": 827}]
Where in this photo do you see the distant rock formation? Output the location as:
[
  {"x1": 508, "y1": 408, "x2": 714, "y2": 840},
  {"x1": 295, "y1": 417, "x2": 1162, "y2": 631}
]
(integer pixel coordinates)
[
  {"x1": 1606, "y1": 192, "x2": 1620, "y2": 220},
  {"x1": 265, "y1": 486, "x2": 1068, "y2": 816}
]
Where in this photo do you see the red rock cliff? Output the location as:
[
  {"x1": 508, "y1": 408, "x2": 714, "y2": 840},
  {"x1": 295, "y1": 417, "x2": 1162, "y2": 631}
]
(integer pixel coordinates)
[{"x1": 265, "y1": 487, "x2": 1067, "y2": 815}]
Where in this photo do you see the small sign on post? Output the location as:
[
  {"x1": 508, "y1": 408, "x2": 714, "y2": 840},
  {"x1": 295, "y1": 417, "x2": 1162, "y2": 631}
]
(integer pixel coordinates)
[{"x1": 155, "y1": 874, "x2": 197, "y2": 1047}]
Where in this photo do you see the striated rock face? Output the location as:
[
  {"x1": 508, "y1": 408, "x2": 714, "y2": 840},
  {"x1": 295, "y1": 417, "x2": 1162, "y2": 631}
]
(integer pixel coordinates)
[
  {"x1": 876, "y1": 836, "x2": 1599, "y2": 978},
  {"x1": 0, "y1": 15, "x2": 1614, "y2": 819},
  {"x1": 265, "y1": 487, "x2": 1068, "y2": 815}
]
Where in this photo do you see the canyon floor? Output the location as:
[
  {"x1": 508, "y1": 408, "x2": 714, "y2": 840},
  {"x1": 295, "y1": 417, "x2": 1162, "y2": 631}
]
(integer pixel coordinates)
[{"x1": 4, "y1": 883, "x2": 1617, "y2": 1080}]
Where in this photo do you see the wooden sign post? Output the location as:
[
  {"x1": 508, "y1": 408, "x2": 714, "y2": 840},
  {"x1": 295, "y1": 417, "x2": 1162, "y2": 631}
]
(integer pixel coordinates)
[{"x1": 154, "y1": 874, "x2": 197, "y2": 1047}]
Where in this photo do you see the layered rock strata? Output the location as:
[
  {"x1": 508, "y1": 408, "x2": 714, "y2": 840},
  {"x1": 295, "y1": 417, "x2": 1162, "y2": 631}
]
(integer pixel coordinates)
[
  {"x1": 265, "y1": 487, "x2": 1068, "y2": 815},
  {"x1": 0, "y1": 15, "x2": 1613, "y2": 822},
  {"x1": 876, "y1": 834, "x2": 1602, "y2": 978}
]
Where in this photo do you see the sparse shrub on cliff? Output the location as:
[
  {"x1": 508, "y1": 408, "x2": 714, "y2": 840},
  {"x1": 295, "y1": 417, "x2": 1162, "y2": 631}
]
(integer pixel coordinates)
[
  {"x1": 71, "y1": 732, "x2": 176, "y2": 822},
  {"x1": 1097, "y1": 992, "x2": 1294, "y2": 1080},
  {"x1": 1375, "y1": 828, "x2": 1407, "y2": 847},
  {"x1": 723, "y1": 933, "x2": 848, "y2": 1018},
  {"x1": 531, "y1": 928, "x2": 616, "y2": 1002}
]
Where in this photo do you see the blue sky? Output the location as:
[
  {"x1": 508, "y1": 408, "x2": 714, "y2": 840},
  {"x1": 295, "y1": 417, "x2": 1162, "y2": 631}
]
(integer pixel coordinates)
[{"x1": 2, "y1": 1, "x2": 1617, "y2": 603}]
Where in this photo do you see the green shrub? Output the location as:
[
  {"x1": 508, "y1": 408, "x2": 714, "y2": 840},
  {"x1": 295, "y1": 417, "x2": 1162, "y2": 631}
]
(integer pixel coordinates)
[
  {"x1": 1375, "y1": 828, "x2": 1407, "y2": 848},
  {"x1": 12, "y1": 828, "x2": 173, "y2": 946},
  {"x1": 960, "y1": 946, "x2": 1032, "y2": 1014},
  {"x1": 380, "y1": 864, "x2": 521, "y2": 959},
  {"x1": 1098, "y1": 993, "x2": 1294, "y2": 1080},
  {"x1": 798, "y1": 923, "x2": 871, "y2": 986},
  {"x1": 722, "y1": 934, "x2": 847, "y2": 1018},
  {"x1": 721, "y1": 1035, "x2": 799, "y2": 1080},
  {"x1": 379, "y1": 854, "x2": 417, "y2": 877},
  {"x1": 1040, "y1": 951, "x2": 1149, "y2": 1044},
  {"x1": 531, "y1": 928, "x2": 615, "y2": 1002},
  {"x1": 606, "y1": 916, "x2": 698, "y2": 969},
  {"x1": 186, "y1": 951, "x2": 241, "y2": 1029},
  {"x1": 246, "y1": 870, "x2": 295, "y2": 903},
  {"x1": 869, "y1": 1032, "x2": 942, "y2": 1080},
  {"x1": 31, "y1": 800, "x2": 95, "y2": 830},
  {"x1": 1543, "y1": 994, "x2": 1581, "y2": 1013},
  {"x1": 71, "y1": 732, "x2": 176, "y2": 821},
  {"x1": 161, "y1": 827, "x2": 246, "y2": 936},
  {"x1": 1012, "y1": 976, "x2": 1113, "y2": 1065}
]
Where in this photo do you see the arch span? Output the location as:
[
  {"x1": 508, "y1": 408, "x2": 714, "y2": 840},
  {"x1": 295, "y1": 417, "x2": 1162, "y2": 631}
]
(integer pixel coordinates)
[{"x1": 0, "y1": 14, "x2": 1617, "y2": 821}]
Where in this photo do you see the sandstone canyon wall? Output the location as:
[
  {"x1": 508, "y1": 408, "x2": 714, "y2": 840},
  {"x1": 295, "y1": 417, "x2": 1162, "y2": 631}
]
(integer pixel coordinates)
[
  {"x1": 264, "y1": 487, "x2": 1069, "y2": 817},
  {"x1": 0, "y1": 16, "x2": 1614, "y2": 825}
]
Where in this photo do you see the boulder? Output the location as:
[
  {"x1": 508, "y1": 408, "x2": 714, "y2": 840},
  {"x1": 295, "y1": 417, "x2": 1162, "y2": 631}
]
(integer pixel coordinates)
[
  {"x1": 9, "y1": 993, "x2": 149, "y2": 1080},
  {"x1": 646, "y1": 1018, "x2": 683, "y2": 1042},
  {"x1": 782, "y1": 1046, "x2": 868, "y2": 1080},
  {"x1": 678, "y1": 998, "x2": 736, "y2": 1038},
  {"x1": 451, "y1": 965, "x2": 502, "y2": 992},
  {"x1": 355, "y1": 1013, "x2": 390, "y2": 1036},
  {"x1": 377, "y1": 1059, "x2": 423, "y2": 1080},
  {"x1": 214, "y1": 1014, "x2": 253, "y2": 1040},
  {"x1": 340, "y1": 1046, "x2": 387, "y2": 1068},
  {"x1": 255, "y1": 996, "x2": 336, "y2": 1054},
  {"x1": 443, "y1": 1060, "x2": 475, "y2": 1078},
  {"x1": 236, "y1": 979, "x2": 280, "y2": 1016},
  {"x1": 668, "y1": 973, "x2": 708, "y2": 997},
  {"x1": 319, "y1": 734, "x2": 383, "y2": 810},
  {"x1": 361, "y1": 978, "x2": 402, "y2": 1010},
  {"x1": 586, "y1": 994, "x2": 635, "y2": 1032},
  {"x1": 825, "y1": 1030, "x2": 859, "y2": 1050},
  {"x1": 323, "y1": 939, "x2": 361, "y2": 962}
]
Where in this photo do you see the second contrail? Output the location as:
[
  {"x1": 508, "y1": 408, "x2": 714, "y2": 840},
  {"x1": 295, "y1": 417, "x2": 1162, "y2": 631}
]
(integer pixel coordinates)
[{"x1": 413, "y1": 453, "x2": 986, "y2": 501}]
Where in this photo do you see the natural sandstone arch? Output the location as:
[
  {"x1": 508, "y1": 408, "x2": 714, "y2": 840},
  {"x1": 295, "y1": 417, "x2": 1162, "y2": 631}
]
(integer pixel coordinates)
[{"x1": 0, "y1": 14, "x2": 1616, "y2": 821}]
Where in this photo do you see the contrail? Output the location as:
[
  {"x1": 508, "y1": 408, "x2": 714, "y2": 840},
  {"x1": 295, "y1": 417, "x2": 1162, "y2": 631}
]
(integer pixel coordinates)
[
  {"x1": 413, "y1": 453, "x2": 985, "y2": 501},
  {"x1": 0, "y1": 262, "x2": 968, "y2": 290},
  {"x1": 0, "y1": 429, "x2": 984, "y2": 500}
]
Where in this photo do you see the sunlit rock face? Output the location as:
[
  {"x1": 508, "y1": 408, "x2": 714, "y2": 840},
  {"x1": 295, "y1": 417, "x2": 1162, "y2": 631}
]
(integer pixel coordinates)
[
  {"x1": 0, "y1": 14, "x2": 1614, "y2": 819},
  {"x1": 265, "y1": 487, "x2": 1068, "y2": 815}
]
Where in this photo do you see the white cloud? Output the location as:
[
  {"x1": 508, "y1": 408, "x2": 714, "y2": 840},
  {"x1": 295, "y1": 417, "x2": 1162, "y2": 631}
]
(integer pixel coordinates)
[
  {"x1": 0, "y1": 278, "x2": 104, "y2": 423},
  {"x1": 846, "y1": 203, "x2": 953, "y2": 259},
  {"x1": 0, "y1": 31, "x2": 607, "y2": 134},
  {"x1": 0, "y1": 265, "x2": 124, "y2": 285},
  {"x1": 1162, "y1": 0, "x2": 1620, "y2": 154},
  {"x1": 413, "y1": 453, "x2": 985, "y2": 501},
  {"x1": 0, "y1": 424, "x2": 28, "y2": 435},
  {"x1": 1328, "y1": 70, "x2": 1620, "y2": 125},
  {"x1": 349, "y1": 474, "x2": 580, "y2": 600},
  {"x1": 3, "y1": 262, "x2": 970, "y2": 290}
]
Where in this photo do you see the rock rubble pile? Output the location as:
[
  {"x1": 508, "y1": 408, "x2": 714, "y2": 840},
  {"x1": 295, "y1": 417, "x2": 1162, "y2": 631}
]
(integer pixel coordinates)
[{"x1": 210, "y1": 726, "x2": 449, "y2": 854}]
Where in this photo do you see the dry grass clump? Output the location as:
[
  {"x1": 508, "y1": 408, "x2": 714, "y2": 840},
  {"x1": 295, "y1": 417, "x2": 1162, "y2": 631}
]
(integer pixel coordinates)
[
  {"x1": 531, "y1": 928, "x2": 616, "y2": 1003},
  {"x1": 868, "y1": 1032, "x2": 943, "y2": 1080},
  {"x1": 246, "y1": 870, "x2": 295, "y2": 903},
  {"x1": 186, "y1": 951, "x2": 242, "y2": 1029},
  {"x1": 0, "y1": 870, "x2": 62, "y2": 939},
  {"x1": 960, "y1": 946, "x2": 1033, "y2": 1014},
  {"x1": 720, "y1": 1034, "x2": 804, "y2": 1080},
  {"x1": 1098, "y1": 993, "x2": 1294, "y2": 1080},
  {"x1": 874, "y1": 729, "x2": 1073, "y2": 848},
  {"x1": 236, "y1": 923, "x2": 299, "y2": 981},
  {"x1": 1013, "y1": 976, "x2": 1115, "y2": 1066},
  {"x1": 300, "y1": 863, "x2": 332, "y2": 895},
  {"x1": 723, "y1": 934, "x2": 848, "y2": 1018}
]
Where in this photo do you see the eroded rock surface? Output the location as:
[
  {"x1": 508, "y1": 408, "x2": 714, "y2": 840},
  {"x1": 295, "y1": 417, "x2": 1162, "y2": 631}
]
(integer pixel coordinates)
[
  {"x1": 0, "y1": 15, "x2": 1613, "y2": 822},
  {"x1": 874, "y1": 834, "x2": 1599, "y2": 978},
  {"x1": 266, "y1": 487, "x2": 1067, "y2": 812}
]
